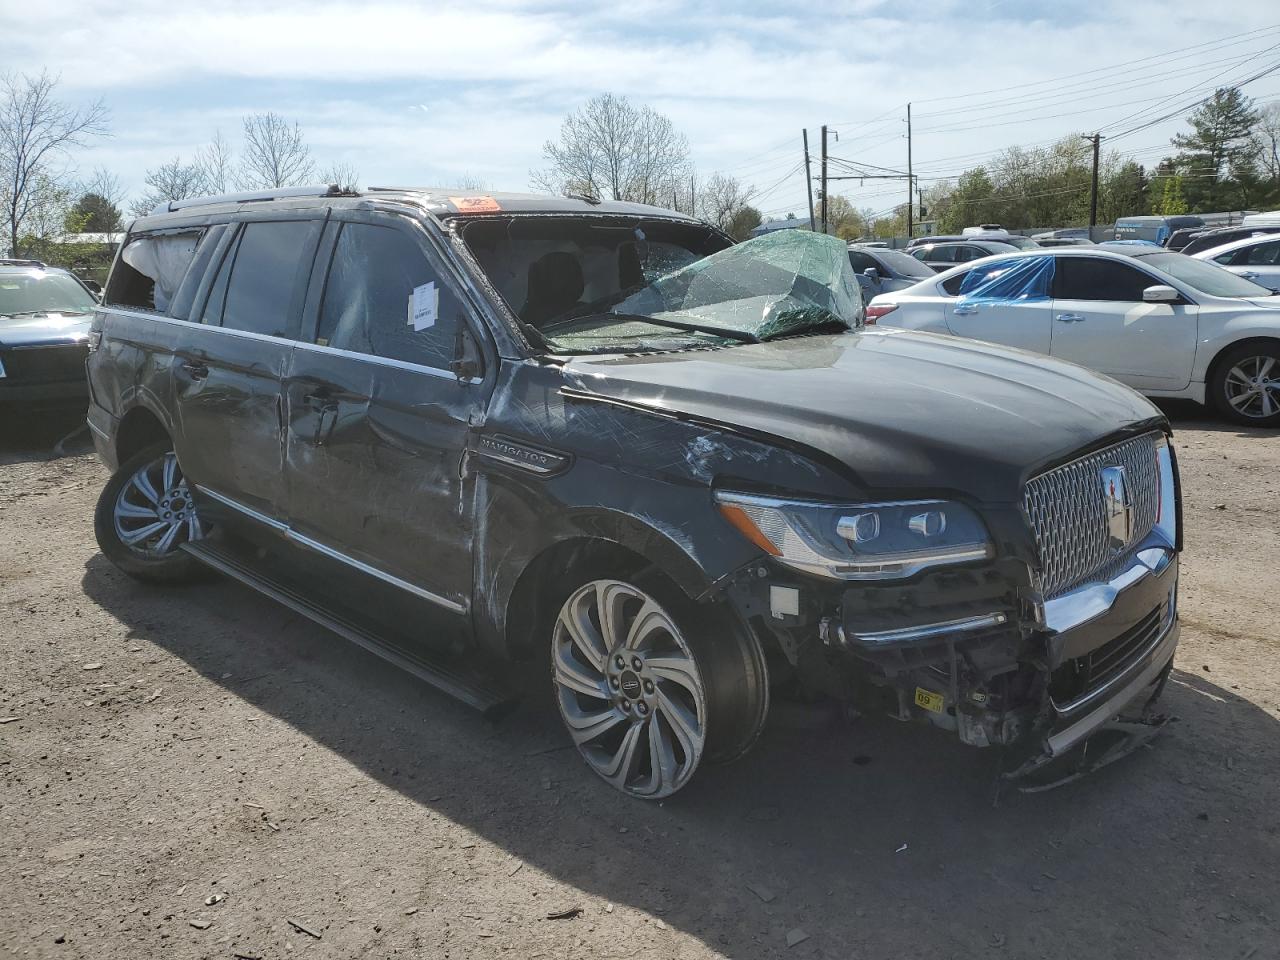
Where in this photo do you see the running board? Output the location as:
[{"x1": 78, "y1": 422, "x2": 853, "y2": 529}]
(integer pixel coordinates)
[{"x1": 181, "y1": 539, "x2": 516, "y2": 718}]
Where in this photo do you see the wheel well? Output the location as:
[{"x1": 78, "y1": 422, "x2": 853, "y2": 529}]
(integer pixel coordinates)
[
  {"x1": 115, "y1": 407, "x2": 170, "y2": 464},
  {"x1": 502, "y1": 538, "x2": 652, "y2": 662},
  {"x1": 1206, "y1": 336, "x2": 1280, "y2": 390}
]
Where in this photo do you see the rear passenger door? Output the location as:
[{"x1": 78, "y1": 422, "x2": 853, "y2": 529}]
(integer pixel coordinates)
[
  {"x1": 281, "y1": 214, "x2": 493, "y2": 614},
  {"x1": 1215, "y1": 238, "x2": 1280, "y2": 291},
  {"x1": 173, "y1": 217, "x2": 322, "y2": 521},
  {"x1": 1048, "y1": 255, "x2": 1197, "y2": 390},
  {"x1": 942, "y1": 257, "x2": 1054, "y2": 354}
]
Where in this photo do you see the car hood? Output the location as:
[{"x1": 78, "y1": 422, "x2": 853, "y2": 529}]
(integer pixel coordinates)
[
  {"x1": 0, "y1": 312, "x2": 92, "y2": 348},
  {"x1": 562, "y1": 328, "x2": 1164, "y2": 503}
]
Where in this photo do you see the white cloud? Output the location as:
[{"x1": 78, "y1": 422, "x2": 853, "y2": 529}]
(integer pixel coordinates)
[{"x1": 4, "y1": 0, "x2": 1280, "y2": 214}]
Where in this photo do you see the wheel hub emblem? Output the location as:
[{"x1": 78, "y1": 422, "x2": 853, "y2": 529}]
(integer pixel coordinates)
[{"x1": 619, "y1": 670, "x2": 643, "y2": 700}]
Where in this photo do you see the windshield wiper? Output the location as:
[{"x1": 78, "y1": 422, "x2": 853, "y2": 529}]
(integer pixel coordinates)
[{"x1": 545, "y1": 312, "x2": 760, "y2": 344}]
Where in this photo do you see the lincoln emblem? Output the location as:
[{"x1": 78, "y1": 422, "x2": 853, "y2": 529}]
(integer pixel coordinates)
[{"x1": 1100, "y1": 465, "x2": 1131, "y2": 552}]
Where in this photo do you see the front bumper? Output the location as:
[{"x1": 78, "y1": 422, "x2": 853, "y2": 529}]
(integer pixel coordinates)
[{"x1": 0, "y1": 377, "x2": 88, "y2": 409}]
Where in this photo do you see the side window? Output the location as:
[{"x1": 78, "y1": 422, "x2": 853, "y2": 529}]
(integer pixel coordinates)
[
  {"x1": 923, "y1": 246, "x2": 954, "y2": 264},
  {"x1": 169, "y1": 225, "x2": 227, "y2": 320},
  {"x1": 316, "y1": 222, "x2": 460, "y2": 371},
  {"x1": 105, "y1": 230, "x2": 205, "y2": 314},
  {"x1": 956, "y1": 245, "x2": 987, "y2": 263},
  {"x1": 847, "y1": 251, "x2": 877, "y2": 273},
  {"x1": 1245, "y1": 240, "x2": 1280, "y2": 266},
  {"x1": 203, "y1": 220, "x2": 320, "y2": 338},
  {"x1": 1052, "y1": 257, "x2": 1153, "y2": 301},
  {"x1": 941, "y1": 271, "x2": 971, "y2": 296}
]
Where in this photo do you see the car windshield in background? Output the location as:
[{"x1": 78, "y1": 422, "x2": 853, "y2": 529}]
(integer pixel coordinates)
[
  {"x1": 1135, "y1": 252, "x2": 1276, "y2": 298},
  {"x1": 1000, "y1": 236, "x2": 1040, "y2": 250},
  {"x1": 461, "y1": 219, "x2": 863, "y2": 353},
  {"x1": 0, "y1": 271, "x2": 96, "y2": 317},
  {"x1": 874, "y1": 248, "x2": 936, "y2": 279}
]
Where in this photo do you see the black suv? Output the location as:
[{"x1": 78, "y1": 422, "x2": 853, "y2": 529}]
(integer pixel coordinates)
[
  {"x1": 1, "y1": 259, "x2": 99, "y2": 408},
  {"x1": 87, "y1": 186, "x2": 1182, "y2": 799}
]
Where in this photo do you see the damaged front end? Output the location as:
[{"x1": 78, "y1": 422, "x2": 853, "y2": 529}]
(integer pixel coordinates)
[{"x1": 715, "y1": 431, "x2": 1181, "y2": 792}]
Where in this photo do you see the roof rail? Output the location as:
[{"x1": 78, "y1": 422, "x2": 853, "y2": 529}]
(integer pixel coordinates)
[
  {"x1": 149, "y1": 184, "x2": 352, "y2": 217},
  {"x1": 0, "y1": 258, "x2": 47, "y2": 268}
]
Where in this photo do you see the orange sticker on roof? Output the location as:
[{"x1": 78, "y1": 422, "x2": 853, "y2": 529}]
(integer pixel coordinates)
[{"x1": 450, "y1": 196, "x2": 501, "y2": 214}]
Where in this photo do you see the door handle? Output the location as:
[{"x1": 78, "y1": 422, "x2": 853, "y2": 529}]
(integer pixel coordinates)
[
  {"x1": 952, "y1": 303, "x2": 980, "y2": 316},
  {"x1": 180, "y1": 358, "x2": 209, "y2": 380},
  {"x1": 1240, "y1": 271, "x2": 1260, "y2": 281},
  {"x1": 1055, "y1": 313, "x2": 1086, "y2": 323}
]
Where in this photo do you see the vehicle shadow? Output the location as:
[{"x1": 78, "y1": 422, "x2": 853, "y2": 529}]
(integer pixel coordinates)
[
  {"x1": 0, "y1": 407, "x2": 92, "y2": 466},
  {"x1": 80, "y1": 555, "x2": 1280, "y2": 959},
  {"x1": 1157, "y1": 399, "x2": 1279, "y2": 436}
]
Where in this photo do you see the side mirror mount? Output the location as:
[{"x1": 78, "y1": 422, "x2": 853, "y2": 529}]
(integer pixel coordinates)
[
  {"x1": 1142, "y1": 284, "x2": 1180, "y2": 303},
  {"x1": 862, "y1": 267, "x2": 880, "y2": 280},
  {"x1": 83, "y1": 279, "x2": 103, "y2": 296},
  {"x1": 450, "y1": 323, "x2": 484, "y2": 381}
]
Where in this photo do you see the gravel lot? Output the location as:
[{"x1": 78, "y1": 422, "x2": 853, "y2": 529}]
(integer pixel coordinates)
[{"x1": 2, "y1": 404, "x2": 1278, "y2": 960}]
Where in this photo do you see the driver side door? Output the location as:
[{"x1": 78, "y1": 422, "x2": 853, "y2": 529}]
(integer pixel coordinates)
[{"x1": 1048, "y1": 255, "x2": 1197, "y2": 390}]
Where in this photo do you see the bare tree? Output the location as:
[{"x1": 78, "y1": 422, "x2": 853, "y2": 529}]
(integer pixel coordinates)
[
  {"x1": 450, "y1": 173, "x2": 490, "y2": 191},
  {"x1": 0, "y1": 70, "x2": 108, "y2": 256},
  {"x1": 1253, "y1": 102, "x2": 1280, "y2": 181},
  {"x1": 239, "y1": 113, "x2": 316, "y2": 189},
  {"x1": 319, "y1": 161, "x2": 360, "y2": 191},
  {"x1": 195, "y1": 130, "x2": 235, "y2": 194},
  {"x1": 696, "y1": 172, "x2": 756, "y2": 233},
  {"x1": 131, "y1": 157, "x2": 208, "y2": 216},
  {"x1": 532, "y1": 94, "x2": 690, "y2": 203}
]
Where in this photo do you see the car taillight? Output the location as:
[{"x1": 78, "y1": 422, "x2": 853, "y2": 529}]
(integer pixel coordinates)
[{"x1": 864, "y1": 303, "x2": 898, "y2": 324}]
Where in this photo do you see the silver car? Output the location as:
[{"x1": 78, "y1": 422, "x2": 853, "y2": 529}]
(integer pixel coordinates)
[{"x1": 847, "y1": 244, "x2": 938, "y2": 299}]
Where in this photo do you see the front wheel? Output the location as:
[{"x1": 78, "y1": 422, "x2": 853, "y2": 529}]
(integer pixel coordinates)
[
  {"x1": 93, "y1": 443, "x2": 208, "y2": 583},
  {"x1": 551, "y1": 576, "x2": 768, "y2": 799},
  {"x1": 1210, "y1": 342, "x2": 1280, "y2": 426}
]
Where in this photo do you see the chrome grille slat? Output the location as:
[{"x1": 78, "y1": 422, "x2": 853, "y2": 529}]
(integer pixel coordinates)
[{"x1": 1023, "y1": 432, "x2": 1160, "y2": 598}]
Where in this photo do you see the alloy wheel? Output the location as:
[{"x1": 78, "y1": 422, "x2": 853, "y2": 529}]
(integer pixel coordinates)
[
  {"x1": 1223, "y1": 355, "x2": 1280, "y2": 419},
  {"x1": 112, "y1": 451, "x2": 206, "y2": 558},
  {"x1": 552, "y1": 579, "x2": 707, "y2": 799}
]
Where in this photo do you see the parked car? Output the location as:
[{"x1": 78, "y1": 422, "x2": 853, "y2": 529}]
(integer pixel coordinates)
[
  {"x1": 1192, "y1": 233, "x2": 1280, "y2": 291},
  {"x1": 87, "y1": 185, "x2": 1181, "y2": 799},
  {"x1": 907, "y1": 232, "x2": 1038, "y2": 251},
  {"x1": 1113, "y1": 215, "x2": 1204, "y2": 245},
  {"x1": 868, "y1": 246, "x2": 1280, "y2": 425},
  {"x1": 1033, "y1": 237, "x2": 1094, "y2": 248},
  {"x1": 909, "y1": 239, "x2": 1021, "y2": 271},
  {"x1": 1180, "y1": 225, "x2": 1280, "y2": 257},
  {"x1": 847, "y1": 243, "x2": 937, "y2": 298},
  {"x1": 0, "y1": 259, "x2": 99, "y2": 409}
]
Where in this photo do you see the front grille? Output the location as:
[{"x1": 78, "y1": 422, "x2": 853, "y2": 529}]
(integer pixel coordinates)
[
  {"x1": 0, "y1": 343, "x2": 88, "y2": 383},
  {"x1": 1050, "y1": 598, "x2": 1170, "y2": 709},
  {"x1": 1023, "y1": 432, "x2": 1160, "y2": 598}
]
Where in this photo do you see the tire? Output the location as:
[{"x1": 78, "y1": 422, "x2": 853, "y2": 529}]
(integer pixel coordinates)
[
  {"x1": 1209, "y1": 341, "x2": 1280, "y2": 427},
  {"x1": 93, "y1": 442, "x2": 208, "y2": 584},
  {"x1": 549, "y1": 569, "x2": 768, "y2": 799}
]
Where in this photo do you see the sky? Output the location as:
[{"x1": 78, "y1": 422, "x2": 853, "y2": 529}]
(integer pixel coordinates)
[{"x1": 3, "y1": 0, "x2": 1280, "y2": 221}]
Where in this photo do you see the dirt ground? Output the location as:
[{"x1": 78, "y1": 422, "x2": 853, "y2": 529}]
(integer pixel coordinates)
[{"x1": 1, "y1": 403, "x2": 1277, "y2": 960}]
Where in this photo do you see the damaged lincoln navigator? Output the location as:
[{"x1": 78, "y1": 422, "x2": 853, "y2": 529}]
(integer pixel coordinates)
[{"x1": 86, "y1": 186, "x2": 1181, "y2": 799}]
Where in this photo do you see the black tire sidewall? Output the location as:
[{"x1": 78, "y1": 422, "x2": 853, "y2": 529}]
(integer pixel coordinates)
[
  {"x1": 93, "y1": 442, "x2": 202, "y2": 584},
  {"x1": 1210, "y1": 342, "x2": 1280, "y2": 427}
]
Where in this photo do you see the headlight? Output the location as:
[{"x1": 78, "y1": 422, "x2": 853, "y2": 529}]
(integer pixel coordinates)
[{"x1": 715, "y1": 491, "x2": 991, "y2": 580}]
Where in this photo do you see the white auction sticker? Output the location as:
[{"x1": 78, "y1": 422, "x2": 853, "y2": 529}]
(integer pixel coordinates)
[{"x1": 408, "y1": 281, "x2": 439, "y2": 331}]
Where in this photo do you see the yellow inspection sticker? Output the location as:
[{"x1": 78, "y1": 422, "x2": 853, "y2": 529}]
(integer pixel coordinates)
[{"x1": 914, "y1": 687, "x2": 945, "y2": 714}]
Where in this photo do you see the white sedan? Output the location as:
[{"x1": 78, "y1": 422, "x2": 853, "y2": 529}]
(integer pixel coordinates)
[
  {"x1": 1191, "y1": 233, "x2": 1280, "y2": 291},
  {"x1": 866, "y1": 247, "x2": 1280, "y2": 426}
]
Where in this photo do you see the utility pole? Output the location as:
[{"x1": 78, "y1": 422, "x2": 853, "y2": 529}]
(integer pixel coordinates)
[
  {"x1": 1084, "y1": 132, "x2": 1103, "y2": 228},
  {"x1": 820, "y1": 124, "x2": 828, "y2": 235},
  {"x1": 803, "y1": 129, "x2": 816, "y2": 232},
  {"x1": 906, "y1": 103, "x2": 914, "y2": 239}
]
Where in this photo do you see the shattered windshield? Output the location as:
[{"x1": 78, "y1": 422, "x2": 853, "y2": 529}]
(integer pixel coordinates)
[{"x1": 460, "y1": 217, "x2": 863, "y2": 353}]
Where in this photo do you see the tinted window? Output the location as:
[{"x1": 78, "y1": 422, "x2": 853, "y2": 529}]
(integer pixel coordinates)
[
  {"x1": 918, "y1": 246, "x2": 955, "y2": 264},
  {"x1": 847, "y1": 250, "x2": 878, "y2": 273},
  {"x1": 875, "y1": 249, "x2": 936, "y2": 279},
  {"x1": 206, "y1": 220, "x2": 319, "y2": 337},
  {"x1": 317, "y1": 222, "x2": 460, "y2": 370},
  {"x1": 1241, "y1": 239, "x2": 1280, "y2": 266},
  {"x1": 1052, "y1": 256, "x2": 1153, "y2": 301},
  {"x1": 956, "y1": 246, "x2": 990, "y2": 262}
]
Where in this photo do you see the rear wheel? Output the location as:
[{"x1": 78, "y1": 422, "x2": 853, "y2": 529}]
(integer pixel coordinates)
[
  {"x1": 1210, "y1": 342, "x2": 1280, "y2": 426},
  {"x1": 550, "y1": 574, "x2": 768, "y2": 799},
  {"x1": 94, "y1": 443, "x2": 207, "y2": 583}
]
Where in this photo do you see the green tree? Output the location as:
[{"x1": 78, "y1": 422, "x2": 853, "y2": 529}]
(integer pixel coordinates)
[
  {"x1": 65, "y1": 191, "x2": 122, "y2": 233},
  {"x1": 1168, "y1": 86, "x2": 1261, "y2": 210},
  {"x1": 1158, "y1": 175, "x2": 1189, "y2": 215},
  {"x1": 724, "y1": 204, "x2": 762, "y2": 241}
]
